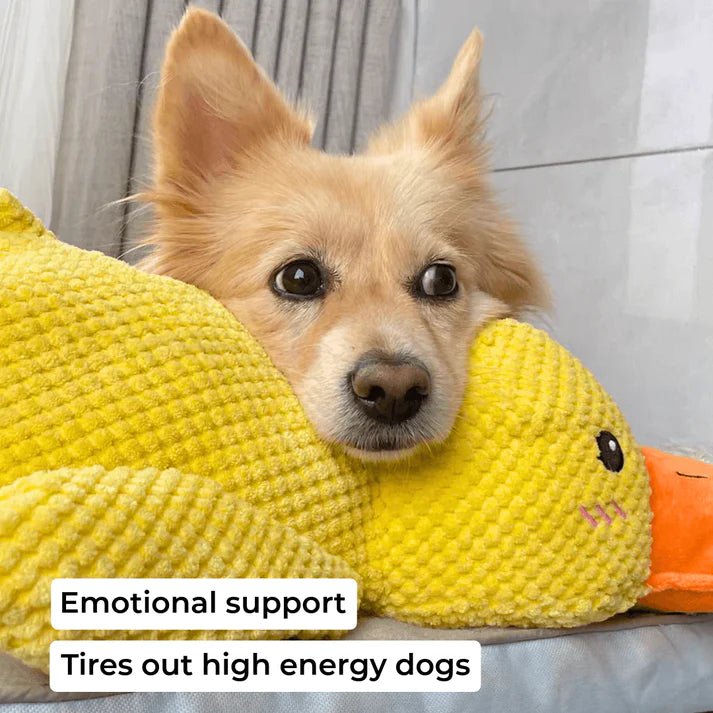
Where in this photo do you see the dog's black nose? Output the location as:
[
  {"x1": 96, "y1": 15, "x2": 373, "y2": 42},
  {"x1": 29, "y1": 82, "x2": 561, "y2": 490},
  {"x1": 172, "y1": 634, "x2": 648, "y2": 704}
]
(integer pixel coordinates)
[{"x1": 350, "y1": 356, "x2": 430, "y2": 424}]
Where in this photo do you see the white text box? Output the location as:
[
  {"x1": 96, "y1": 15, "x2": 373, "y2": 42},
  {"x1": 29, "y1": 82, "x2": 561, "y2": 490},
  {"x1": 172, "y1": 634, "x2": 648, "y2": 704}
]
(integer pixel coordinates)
[
  {"x1": 50, "y1": 640, "x2": 481, "y2": 692},
  {"x1": 51, "y1": 578, "x2": 357, "y2": 631}
]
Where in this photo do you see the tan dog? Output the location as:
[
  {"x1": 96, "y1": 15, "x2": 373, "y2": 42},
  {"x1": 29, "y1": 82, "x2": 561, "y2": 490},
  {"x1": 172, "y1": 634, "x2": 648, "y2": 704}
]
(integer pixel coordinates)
[{"x1": 138, "y1": 8, "x2": 548, "y2": 460}]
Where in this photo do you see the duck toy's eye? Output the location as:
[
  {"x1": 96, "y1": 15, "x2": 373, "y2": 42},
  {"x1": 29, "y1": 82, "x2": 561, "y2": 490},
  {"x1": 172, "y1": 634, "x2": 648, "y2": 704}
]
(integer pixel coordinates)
[{"x1": 596, "y1": 430, "x2": 624, "y2": 472}]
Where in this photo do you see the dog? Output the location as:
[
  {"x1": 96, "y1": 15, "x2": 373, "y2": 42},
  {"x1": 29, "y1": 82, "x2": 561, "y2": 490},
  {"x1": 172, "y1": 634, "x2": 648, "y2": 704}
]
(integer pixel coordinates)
[{"x1": 137, "y1": 8, "x2": 548, "y2": 461}]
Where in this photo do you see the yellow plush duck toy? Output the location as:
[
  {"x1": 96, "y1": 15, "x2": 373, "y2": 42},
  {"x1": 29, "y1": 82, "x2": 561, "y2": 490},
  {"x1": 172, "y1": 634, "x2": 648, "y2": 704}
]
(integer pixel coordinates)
[{"x1": 0, "y1": 190, "x2": 655, "y2": 672}]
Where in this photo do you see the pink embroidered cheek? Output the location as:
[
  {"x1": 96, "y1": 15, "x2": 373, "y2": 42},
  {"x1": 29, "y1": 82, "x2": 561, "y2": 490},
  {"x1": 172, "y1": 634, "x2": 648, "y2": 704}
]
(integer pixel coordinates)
[
  {"x1": 579, "y1": 505, "x2": 598, "y2": 528},
  {"x1": 579, "y1": 500, "x2": 628, "y2": 527}
]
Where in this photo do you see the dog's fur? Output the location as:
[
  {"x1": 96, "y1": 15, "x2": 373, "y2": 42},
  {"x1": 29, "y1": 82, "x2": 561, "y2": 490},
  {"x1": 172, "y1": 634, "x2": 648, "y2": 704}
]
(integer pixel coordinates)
[{"x1": 138, "y1": 8, "x2": 548, "y2": 460}]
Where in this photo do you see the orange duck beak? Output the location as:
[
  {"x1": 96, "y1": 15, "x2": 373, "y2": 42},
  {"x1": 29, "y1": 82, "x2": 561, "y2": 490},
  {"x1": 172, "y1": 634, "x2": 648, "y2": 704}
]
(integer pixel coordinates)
[{"x1": 638, "y1": 447, "x2": 713, "y2": 613}]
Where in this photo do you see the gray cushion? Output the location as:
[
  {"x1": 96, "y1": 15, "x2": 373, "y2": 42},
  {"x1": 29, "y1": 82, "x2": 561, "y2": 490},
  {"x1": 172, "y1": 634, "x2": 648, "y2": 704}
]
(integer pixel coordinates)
[{"x1": 3, "y1": 612, "x2": 711, "y2": 705}]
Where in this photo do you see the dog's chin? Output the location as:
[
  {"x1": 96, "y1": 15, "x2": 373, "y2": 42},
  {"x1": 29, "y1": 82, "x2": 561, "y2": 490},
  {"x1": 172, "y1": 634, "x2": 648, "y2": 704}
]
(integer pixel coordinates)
[
  {"x1": 300, "y1": 395, "x2": 455, "y2": 463},
  {"x1": 341, "y1": 443, "x2": 421, "y2": 463},
  {"x1": 334, "y1": 427, "x2": 440, "y2": 462}
]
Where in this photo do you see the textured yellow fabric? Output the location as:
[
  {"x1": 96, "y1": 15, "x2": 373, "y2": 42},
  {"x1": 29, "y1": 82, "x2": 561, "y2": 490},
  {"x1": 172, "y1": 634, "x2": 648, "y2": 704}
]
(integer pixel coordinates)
[
  {"x1": 362, "y1": 324, "x2": 651, "y2": 626},
  {"x1": 0, "y1": 189, "x2": 652, "y2": 672},
  {"x1": 0, "y1": 466, "x2": 356, "y2": 671}
]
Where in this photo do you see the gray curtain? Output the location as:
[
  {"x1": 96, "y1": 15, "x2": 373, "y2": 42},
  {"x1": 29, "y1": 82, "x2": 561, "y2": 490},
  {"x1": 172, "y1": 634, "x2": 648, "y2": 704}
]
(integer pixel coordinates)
[{"x1": 51, "y1": 0, "x2": 401, "y2": 259}]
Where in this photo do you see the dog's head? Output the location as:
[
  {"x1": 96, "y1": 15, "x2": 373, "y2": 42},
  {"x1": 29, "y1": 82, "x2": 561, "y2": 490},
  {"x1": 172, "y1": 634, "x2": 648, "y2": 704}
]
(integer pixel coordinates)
[{"x1": 139, "y1": 8, "x2": 548, "y2": 460}]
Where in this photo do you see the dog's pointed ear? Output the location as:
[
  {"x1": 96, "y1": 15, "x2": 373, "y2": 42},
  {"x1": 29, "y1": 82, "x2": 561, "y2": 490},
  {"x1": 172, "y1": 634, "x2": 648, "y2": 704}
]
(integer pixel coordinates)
[
  {"x1": 367, "y1": 30, "x2": 549, "y2": 313},
  {"x1": 153, "y1": 8, "x2": 313, "y2": 192},
  {"x1": 367, "y1": 29, "x2": 484, "y2": 156}
]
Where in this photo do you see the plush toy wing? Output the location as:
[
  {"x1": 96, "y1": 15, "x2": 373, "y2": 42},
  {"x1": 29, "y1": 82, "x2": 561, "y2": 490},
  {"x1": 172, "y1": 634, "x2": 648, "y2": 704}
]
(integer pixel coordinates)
[
  {"x1": 638, "y1": 447, "x2": 713, "y2": 612},
  {"x1": 0, "y1": 465, "x2": 358, "y2": 673}
]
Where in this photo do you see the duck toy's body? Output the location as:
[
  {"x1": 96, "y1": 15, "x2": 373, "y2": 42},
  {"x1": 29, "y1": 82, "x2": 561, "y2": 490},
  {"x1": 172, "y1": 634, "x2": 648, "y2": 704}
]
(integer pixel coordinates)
[{"x1": 0, "y1": 190, "x2": 710, "y2": 673}]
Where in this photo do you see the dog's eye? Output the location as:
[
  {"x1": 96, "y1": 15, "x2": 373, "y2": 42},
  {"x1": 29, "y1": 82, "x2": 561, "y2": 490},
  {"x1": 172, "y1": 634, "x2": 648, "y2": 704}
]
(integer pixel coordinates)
[
  {"x1": 418, "y1": 263, "x2": 458, "y2": 298},
  {"x1": 596, "y1": 430, "x2": 624, "y2": 473},
  {"x1": 273, "y1": 260, "x2": 324, "y2": 299}
]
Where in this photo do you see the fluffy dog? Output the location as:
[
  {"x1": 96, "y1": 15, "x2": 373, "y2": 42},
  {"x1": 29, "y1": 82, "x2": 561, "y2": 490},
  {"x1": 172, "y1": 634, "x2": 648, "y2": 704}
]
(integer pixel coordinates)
[{"x1": 138, "y1": 8, "x2": 548, "y2": 460}]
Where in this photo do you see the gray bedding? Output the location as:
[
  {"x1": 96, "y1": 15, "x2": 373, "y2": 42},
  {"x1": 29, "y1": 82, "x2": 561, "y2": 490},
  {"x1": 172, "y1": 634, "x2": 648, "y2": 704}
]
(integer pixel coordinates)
[{"x1": 3, "y1": 612, "x2": 712, "y2": 712}]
